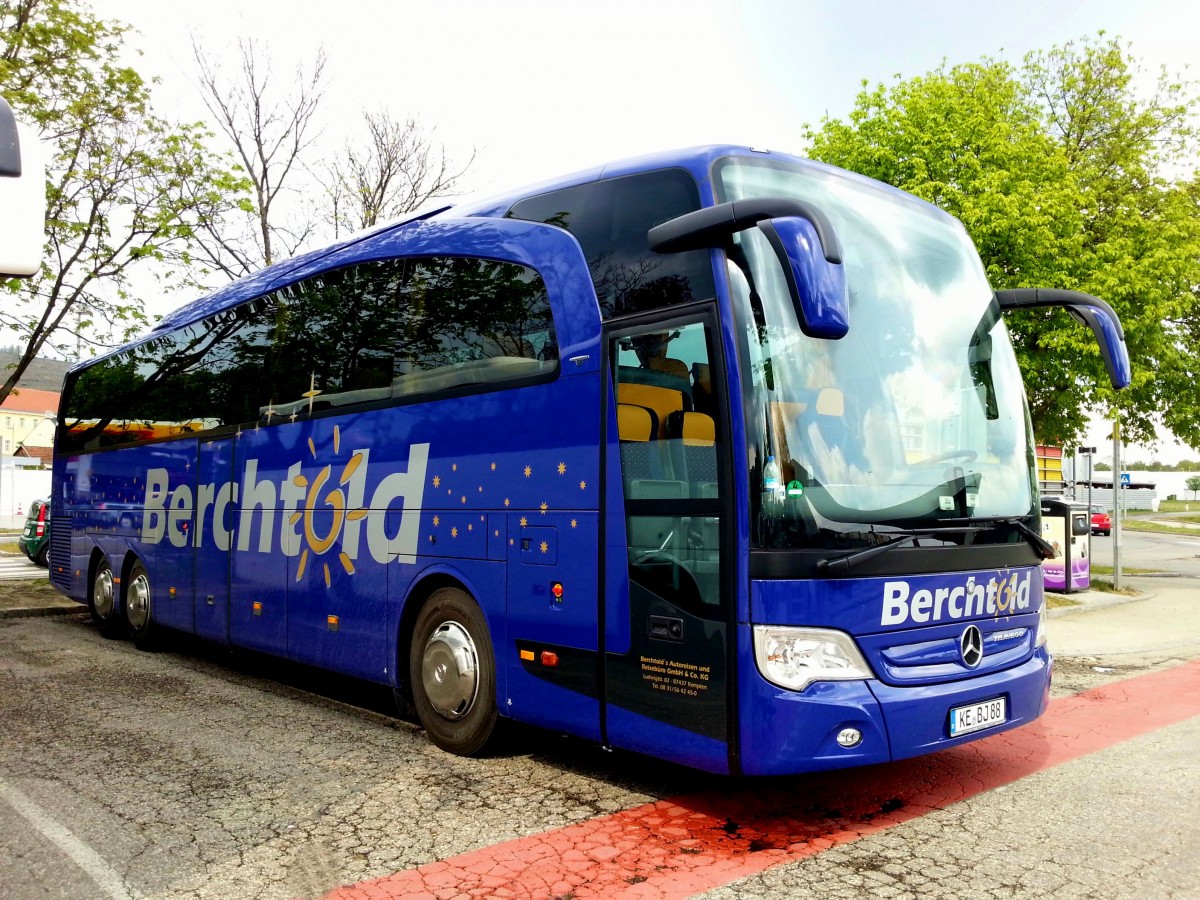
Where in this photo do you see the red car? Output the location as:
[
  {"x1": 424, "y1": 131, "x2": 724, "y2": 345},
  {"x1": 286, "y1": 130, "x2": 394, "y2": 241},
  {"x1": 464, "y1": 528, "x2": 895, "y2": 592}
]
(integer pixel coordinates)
[{"x1": 1091, "y1": 506, "x2": 1111, "y2": 536}]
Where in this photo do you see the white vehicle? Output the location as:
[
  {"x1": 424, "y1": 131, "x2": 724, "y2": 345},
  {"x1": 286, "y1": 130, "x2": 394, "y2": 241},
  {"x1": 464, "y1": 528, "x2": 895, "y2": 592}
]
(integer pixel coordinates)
[{"x1": 0, "y1": 95, "x2": 44, "y2": 278}]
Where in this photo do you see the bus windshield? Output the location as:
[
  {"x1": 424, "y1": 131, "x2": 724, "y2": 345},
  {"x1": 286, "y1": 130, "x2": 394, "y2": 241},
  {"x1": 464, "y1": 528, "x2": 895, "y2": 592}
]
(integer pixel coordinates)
[{"x1": 715, "y1": 157, "x2": 1036, "y2": 549}]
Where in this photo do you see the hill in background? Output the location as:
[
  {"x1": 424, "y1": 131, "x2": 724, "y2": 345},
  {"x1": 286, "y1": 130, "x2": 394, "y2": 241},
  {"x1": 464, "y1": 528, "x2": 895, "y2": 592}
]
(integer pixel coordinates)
[{"x1": 0, "y1": 351, "x2": 71, "y2": 393}]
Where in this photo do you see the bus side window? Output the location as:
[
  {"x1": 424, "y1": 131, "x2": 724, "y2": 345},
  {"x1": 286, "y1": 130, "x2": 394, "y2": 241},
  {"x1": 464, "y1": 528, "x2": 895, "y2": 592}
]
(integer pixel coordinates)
[{"x1": 507, "y1": 168, "x2": 715, "y2": 319}]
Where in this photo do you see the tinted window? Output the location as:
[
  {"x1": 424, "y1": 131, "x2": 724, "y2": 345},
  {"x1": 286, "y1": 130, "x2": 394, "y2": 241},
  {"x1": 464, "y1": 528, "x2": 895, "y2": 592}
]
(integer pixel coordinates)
[
  {"x1": 60, "y1": 257, "x2": 557, "y2": 452},
  {"x1": 507, "y1": 169, "x2": 714, "y2": 319}
]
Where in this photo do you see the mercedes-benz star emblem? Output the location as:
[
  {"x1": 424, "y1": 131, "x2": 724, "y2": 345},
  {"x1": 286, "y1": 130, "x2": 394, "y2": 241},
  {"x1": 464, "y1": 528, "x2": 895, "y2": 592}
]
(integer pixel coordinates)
[{"x1": 960, "y1": 625, "x2": 984, "y2": 668}]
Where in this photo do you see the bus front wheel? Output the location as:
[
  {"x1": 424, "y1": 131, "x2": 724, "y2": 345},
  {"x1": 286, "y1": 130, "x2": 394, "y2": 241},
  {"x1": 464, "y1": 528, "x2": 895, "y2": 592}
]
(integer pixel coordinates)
[
  {"x1": 124, "y1": 560, "x2": 157, "y2": 650},
  {"x1": 409, "y1": 588, "x2": 499, "y2": 756}
]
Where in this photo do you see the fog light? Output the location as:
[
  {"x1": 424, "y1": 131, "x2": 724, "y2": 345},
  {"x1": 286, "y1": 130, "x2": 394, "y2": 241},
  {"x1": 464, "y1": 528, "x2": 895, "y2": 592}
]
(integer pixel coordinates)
[{"x1": 836, "y1": 727, "x2": 863, "y2": 749}]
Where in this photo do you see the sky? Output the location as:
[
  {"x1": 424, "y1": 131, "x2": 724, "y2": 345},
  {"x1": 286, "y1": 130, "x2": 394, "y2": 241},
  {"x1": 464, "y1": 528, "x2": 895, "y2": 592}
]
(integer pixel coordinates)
[{"x1": 99, "y1": 0, "x2": 1200, "y2": 462}]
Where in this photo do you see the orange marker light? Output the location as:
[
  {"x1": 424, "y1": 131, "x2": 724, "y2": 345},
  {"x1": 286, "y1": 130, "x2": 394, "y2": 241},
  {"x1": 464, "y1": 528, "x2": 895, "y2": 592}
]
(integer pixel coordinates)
[
  {"x1": 520, "y1": 649, "x2": 535, "y2": 662},
  {"x1": 552, "y1": 582, "x2": 564, "y2": 599},
  {"x1": 540, "y1": 651, "x2": 559, "y2": 667}
]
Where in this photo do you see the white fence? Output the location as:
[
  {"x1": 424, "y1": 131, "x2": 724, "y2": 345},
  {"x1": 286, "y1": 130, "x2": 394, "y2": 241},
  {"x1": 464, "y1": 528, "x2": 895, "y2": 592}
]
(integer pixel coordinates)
[
  {"x1": 0, "y1": 464, "x2": 51, "y2": 529},
  {"x1": 1066, "y1": 470, "x2": 1200, "y2": 511}
]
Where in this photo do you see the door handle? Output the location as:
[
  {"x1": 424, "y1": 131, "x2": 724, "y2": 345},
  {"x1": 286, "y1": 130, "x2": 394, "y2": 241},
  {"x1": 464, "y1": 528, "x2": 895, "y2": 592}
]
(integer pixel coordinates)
[{"x1": 649, "y1": 615, "x2": 684, "y2": 642}]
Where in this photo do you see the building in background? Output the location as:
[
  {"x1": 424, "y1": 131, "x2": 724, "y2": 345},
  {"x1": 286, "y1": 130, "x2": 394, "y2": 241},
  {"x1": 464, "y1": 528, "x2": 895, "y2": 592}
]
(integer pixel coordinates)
[
  {"x1": 0, "y1": 352, "x2": 68, "y2": 527},
  {"x1": 1043, "y1": 444, "x2": 1171, "y2": 512}
]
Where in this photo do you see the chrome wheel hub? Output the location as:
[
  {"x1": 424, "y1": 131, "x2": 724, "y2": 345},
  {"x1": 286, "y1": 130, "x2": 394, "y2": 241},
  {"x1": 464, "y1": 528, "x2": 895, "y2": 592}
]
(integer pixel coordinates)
[
  {"x1": 127, "y1": 572, "x2": 151, "y2": 631},
  {"x1": 93, "y1": 569, "x2": 114, "y2": 619},
  {"x1": 421, "y1": 621, "x2": 479, "y2": 720}
]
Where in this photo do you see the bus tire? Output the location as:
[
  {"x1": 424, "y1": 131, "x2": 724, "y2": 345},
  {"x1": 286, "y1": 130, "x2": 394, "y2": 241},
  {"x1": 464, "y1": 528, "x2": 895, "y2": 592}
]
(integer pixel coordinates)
[
  {"x1": 89, "y1": 559, "x2": 123, "y2": 639},
  {"x1": 409, "y1": 587, "x2": 499, "y2": 756},
  {"x1": 124, "y1": 560, "x2": 157, "y2": 651}
]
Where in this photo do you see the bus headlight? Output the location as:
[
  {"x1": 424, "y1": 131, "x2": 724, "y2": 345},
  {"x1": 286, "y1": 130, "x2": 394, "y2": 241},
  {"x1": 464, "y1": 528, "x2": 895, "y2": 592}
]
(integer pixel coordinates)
[
  {"x1": 752, "y1": 626, "x2": 873, "y2": 692},
  {"x1": 1035, "y1": 603, "x2": 1048, "y2": 649}
]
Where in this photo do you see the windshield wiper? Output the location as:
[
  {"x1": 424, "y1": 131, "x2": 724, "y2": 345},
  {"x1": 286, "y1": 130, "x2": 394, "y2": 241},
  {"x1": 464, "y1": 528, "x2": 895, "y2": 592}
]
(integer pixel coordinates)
[
  {"x1": 816, "y1": 526, "x2": 986, "y2": 574},
  {"x1": 966, "y1": 516, "x2": 1057, "y2": 560}
]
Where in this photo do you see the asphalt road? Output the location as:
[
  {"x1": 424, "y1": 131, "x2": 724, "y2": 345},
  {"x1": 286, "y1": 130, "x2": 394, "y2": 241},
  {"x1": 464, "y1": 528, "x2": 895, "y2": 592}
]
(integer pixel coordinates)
[
  {"x1": 0, "y1": 535, "x2": 1197, "y2": 900},
  {"x1": 0, "y1": 553, "x2": 43, "y2": 581},
  {"x1": 1090, "y1": 523, "x2": 1200, "y2": 578}
]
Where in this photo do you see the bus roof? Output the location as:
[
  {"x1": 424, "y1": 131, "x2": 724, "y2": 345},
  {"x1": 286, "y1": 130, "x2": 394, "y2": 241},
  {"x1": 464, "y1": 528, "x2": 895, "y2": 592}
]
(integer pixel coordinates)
[{"x1": 92, "y1": 144, "x2": 947, "y2": 374}]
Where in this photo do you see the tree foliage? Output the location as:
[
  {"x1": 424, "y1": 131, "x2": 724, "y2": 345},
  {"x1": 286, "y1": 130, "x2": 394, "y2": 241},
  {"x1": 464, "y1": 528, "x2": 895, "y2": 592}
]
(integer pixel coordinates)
[
  {"x1": 804, "y1": 35, "x2": 1200, "y2": 451},
  {"x1": 0, "y1": 0, "x2": 248, "y2": 399}
]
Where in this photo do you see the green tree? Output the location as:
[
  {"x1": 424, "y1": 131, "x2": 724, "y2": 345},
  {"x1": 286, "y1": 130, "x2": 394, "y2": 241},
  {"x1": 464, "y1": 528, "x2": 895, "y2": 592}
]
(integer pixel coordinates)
[
  {"x1": 1187, "y1": 475, "x2": 1200, "y2": 500},
  {"x1": 0, "y1": 0, "x2": 248, "y2": 398},
  {"x1": 804, "y1": 35, "x2": 1200, "y2": 451}
]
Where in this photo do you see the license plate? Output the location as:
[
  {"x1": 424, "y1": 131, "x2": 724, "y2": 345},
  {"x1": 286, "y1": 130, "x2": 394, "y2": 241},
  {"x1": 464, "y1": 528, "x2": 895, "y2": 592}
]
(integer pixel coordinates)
[{"x1": 949, "y1": 697, "x2": 1007, "y2": 737}]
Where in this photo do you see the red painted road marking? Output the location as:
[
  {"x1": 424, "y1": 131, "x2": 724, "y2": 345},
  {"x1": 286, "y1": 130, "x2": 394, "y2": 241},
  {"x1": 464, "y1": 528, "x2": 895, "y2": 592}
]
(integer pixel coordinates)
[{"x1": 324, "y1": 660, "x2": 1200, "y2": 900}]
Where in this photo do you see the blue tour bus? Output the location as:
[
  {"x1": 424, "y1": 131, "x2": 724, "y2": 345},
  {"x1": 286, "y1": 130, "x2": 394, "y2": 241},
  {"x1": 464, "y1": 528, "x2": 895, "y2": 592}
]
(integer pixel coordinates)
[{"x1": 50, "y1": 146, "x2": 1130, "y2": 775}]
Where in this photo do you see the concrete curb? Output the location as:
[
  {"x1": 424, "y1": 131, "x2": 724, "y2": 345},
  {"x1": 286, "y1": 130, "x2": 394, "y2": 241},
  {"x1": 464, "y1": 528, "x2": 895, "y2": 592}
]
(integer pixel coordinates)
[{"x1": 1046, "y1": 588, "x2": 1152, "y2": 618}]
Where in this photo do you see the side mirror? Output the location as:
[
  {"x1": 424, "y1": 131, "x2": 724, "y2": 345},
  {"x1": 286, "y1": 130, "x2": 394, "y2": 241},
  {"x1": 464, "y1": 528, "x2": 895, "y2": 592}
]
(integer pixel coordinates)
[
  {"x1": 648, "y1": 196, "x2": 849, "y2": 340},
  {"x1": 756, "y1": 215, "x2": 848, "y2": 339},
  {"x1": 0, "y1": 96, "x2": 45, "y2": 278},
  {"x1": 995, "y1": 288, "x2": 1131, "y2": 389}
]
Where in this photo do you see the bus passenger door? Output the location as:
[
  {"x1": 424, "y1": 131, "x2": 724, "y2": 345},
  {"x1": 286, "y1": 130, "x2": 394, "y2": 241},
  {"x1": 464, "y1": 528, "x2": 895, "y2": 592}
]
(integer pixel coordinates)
[
  {"x1": 603, "y1": 314, "x2": 736, "y2": 774},
  {"x1": 194, "y1": 438, "x2": 233, "y2": 644}
]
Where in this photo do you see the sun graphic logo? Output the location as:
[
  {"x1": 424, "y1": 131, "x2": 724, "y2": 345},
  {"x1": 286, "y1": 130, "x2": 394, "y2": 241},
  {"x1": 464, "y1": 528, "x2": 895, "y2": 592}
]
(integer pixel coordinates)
[{"x1": 291, "y1": 424, "x2": 368, "y2": 587}]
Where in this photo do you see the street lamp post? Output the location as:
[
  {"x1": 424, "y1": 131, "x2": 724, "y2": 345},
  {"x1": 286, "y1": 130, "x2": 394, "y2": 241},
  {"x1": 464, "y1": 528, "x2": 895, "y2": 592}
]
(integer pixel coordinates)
[{"x1": 1112, "y1": 420, "x2": 1122, "y2": 590}]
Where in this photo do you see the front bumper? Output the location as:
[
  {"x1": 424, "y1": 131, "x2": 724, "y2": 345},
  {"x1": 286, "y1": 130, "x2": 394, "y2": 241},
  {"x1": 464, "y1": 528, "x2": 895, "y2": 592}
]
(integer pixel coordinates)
[{"x1": 737, "y1": 624, "x2": 1052, "y2": 776}]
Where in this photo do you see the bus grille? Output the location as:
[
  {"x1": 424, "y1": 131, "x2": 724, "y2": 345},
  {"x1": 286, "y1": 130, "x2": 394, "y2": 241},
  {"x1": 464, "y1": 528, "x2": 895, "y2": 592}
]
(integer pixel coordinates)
[{"x1": 49, "y1": 516, "x2": 72, "y2": 592}]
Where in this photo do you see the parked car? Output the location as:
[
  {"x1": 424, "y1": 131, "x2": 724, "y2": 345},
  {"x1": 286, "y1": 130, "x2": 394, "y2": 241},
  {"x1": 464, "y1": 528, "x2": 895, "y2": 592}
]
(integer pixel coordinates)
[
  {"x1": 1090, "y1": 505, "x2": 1112, "y2": 536},
  {"x1": 19, "y1": 498, "x2": 51, "y2": 566}
]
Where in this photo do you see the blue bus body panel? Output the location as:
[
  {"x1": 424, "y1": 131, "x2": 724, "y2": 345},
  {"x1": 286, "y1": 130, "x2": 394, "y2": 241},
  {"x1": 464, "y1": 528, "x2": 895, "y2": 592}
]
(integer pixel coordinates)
[
  {"x1": 605, "y1": 705, "x2": 730, "y2": 774},
  {"x1": 54, "y1": 218, "x2": 606, "y2": 741},
  {"x1": 195, "y1": 440, "x2": 234, "y2": 643}
]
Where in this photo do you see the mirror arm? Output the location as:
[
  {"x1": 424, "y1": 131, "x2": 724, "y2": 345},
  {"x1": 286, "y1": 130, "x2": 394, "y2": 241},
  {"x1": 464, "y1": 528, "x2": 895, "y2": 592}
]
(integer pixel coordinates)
[
  {"x1": 994, "y1": 288, "x2": 1125, "y2": 339},
  {"x1": 995, "y1": 288, "x2": 1130, "y2": 389},
  {"x1": 648, "y1": 197, "x2": 843, "y2": 263}
]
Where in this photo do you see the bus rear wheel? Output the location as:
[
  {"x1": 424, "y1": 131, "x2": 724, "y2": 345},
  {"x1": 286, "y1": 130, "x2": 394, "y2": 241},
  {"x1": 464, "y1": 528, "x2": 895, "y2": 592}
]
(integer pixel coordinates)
[
  {"x1": 124, "y1": 560, "x2": 157, "y2": 650},
  {"x1": 89, "y1": 559, "x2": 123, "y2": 639},
  {"x1": 409, "y1": 588, "x2": 499, "y2": 756}
]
